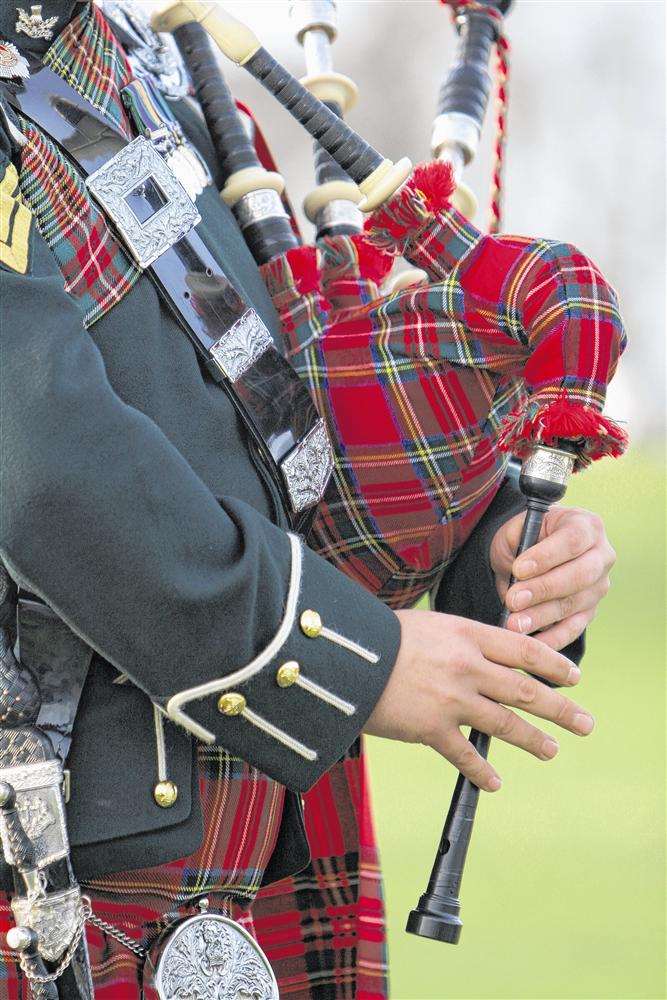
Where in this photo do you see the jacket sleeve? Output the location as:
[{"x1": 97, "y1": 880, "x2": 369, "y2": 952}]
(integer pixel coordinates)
[
  {"x1": 434, "y1": 471, "x2": 585, "y2": 665},
  {"x1": 0, "y1": 152, "x2": 401, "y2": 792}
]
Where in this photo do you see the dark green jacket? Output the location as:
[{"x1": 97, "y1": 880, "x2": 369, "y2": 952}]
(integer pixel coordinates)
[{"x1": 0, "y1": 5, "x2": 545, "y2": 886}]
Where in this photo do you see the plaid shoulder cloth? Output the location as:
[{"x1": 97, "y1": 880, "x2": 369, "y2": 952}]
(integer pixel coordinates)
[{"x1": 16, "y1": 5, "x2": 141, "y2": 327}]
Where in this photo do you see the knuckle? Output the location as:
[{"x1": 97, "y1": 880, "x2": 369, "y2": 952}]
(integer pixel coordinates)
[
  {"x1": 494, "y1": 706, "x2": 517, "y2": 739},
  {"x1": 457, "y1": 746, "x2": 481, "y2": 773},
  {"x1": 587, "y1": 511, "x2": 604, "y2": 534},
  {"x1": 521, "y1": 635, "x2": 541, "y2": 670},
  {"x1": 568, "y1": 526, "x2": 588, "y2": 555},
  {"x1": 600, "y1": 576, "x2": 612, "y2": 597},
  {"x1": 516, "y1": 677, "x2": 537, "y2": 705},
  {"x1": 605, "y1": 544, "x2": 617, "y2": 569},
  {"x1": 553, "y1": 693, "x2": 571, "y2": 725},
  {"x1": 559, "y1": 594, "x2": 576, "y2": 618}
]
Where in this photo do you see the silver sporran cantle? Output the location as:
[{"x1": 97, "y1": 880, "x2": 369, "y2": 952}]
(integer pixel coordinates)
[{"x1": 147, "y1": 913, "x2": 279, "y2": 1000}]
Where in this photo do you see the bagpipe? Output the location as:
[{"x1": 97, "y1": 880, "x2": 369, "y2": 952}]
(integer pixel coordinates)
[{"x1": 151, "y1": 0, "x2": 628, "y2": 946}]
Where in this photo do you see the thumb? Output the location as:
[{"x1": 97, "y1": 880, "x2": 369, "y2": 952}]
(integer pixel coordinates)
[{"x1": 490, "y1": 510, "x2": 526, "y2": 579}]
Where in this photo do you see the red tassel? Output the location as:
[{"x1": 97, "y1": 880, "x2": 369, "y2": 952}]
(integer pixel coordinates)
[
  {"x1": 285, "y1": 246, "x2": 320, "y2": 295},
  {"x1": 499, "y1": 392, "x2": 628, "y2": 468},
  {"x1": 364, "y1": 161, "x2": 456, "y2": 247},
  {"x1": 410, "y1": 161, "x2": 457, "y2": 213},
  {"x1": 349, "y1": 234, "x2": 394, "y2": 283}
]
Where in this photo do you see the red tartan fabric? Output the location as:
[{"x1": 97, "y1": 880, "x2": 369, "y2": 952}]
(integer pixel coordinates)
[
  {"x1": 253, "y1": 739, "x2": 387, "y2": 1000},
  {"x1": 0, "y1": 746, "x2": 285, "y2": 998},
  {"x1": 262, "y1": 163, "x2": 627, "y2": 607}
]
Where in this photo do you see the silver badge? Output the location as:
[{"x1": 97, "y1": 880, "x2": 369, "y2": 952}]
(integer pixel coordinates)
[
  {"x1": 152, "y1": 914, "x2": 279, "y2": 1000},
  {"x1": 281, "y1": 418, "x2": 335, "y2": 513},
  {"x1": 0, "y1": 41, "x2": 30, "y2": 79},
  {"x1": 15, "y1": 5, "x2": 59, "y2": 41},
  {"x1": 101, "y1": 1, "x2": 189, "y2": 98},
  {"x1": 209, "y1": 309, "x2": 273, "y2": 383}
]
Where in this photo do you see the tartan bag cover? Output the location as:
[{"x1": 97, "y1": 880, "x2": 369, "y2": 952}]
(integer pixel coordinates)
[{"x1": 261, "y1": 163, "x2": 627, "y2": 610}]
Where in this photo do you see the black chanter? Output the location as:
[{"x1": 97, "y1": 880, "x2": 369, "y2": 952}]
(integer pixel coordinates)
[{"x1": 406, "y1": 443, "x2": 576, "y2": 943}]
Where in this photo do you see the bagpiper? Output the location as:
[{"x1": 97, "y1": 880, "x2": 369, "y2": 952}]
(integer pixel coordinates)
[{"x1": 0, "y1": 2, "x2": 620, "y2": 997}]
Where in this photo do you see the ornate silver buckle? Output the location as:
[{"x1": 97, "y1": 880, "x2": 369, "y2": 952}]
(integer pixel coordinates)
[
  {"x1": 149, "y1": 913, "x2": 279, "y2": 1000},
  {"x1": 209, "y1": 309, "x2": 273, "y2": 383},
  {"x1": 281, "y1": 418, "x2": 334, "y2": 513},
  {"x1": 86, "y1": 137, "x2": 200, "y2": 269}
]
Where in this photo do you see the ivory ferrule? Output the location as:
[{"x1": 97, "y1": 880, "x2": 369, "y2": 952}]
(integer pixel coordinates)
[
  {"x1": 358, "y1": 157, "x2": 413, "y2": 212},
  {"x1": 221, "y1": 166, "x2": 285, "y2": 207},
  {"x1": 151, "y1": 2, "x2": 261, "y2": 65}
]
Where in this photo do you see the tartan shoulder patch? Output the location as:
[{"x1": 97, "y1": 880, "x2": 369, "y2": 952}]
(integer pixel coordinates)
[{"x1": 0, "y1": 161, "x2": 33, "y2": 275}]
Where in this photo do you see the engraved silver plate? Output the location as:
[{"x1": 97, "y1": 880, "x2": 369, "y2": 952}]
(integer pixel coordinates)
[
  {"x1": 153, "y1": 914, "x2": 279, "y2": 1000},
  {"x1": 86, "y1": 137, "x2": 200, "y2": 269},
  {"x1": 523, "y1": 446, "x2": 576, "y2": 486},
  {"x1": 234, "y1": 189, "x2": 289, "y2": 230},
  {"x1": 0, "y1": 759, "x2": 68, "y2": 868},
  {"x1": 281, "y1": 418, "x2": 334, "y2": 513},
  {"x1": 12, "y1": 886, "x2": 81, "y2": 963},
  {"x1": 209, "y1": 309, "x2": 273, "y2": 383}
]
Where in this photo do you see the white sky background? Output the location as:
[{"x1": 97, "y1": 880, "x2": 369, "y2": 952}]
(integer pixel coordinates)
[{"x1": 139, "y1": 1, "x2": 666, "y2": 440}]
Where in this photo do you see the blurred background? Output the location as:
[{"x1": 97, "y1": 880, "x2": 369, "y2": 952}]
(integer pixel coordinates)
[{"x1": 150, "y1": 1, "x2": 666, "y2": 996}]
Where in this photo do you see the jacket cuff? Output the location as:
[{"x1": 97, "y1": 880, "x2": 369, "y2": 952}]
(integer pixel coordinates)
[{"x1": 161, "y1": 535, "x2": 401, "y2": 791}]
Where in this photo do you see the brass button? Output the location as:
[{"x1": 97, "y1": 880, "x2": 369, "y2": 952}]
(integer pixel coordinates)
[
  {"x1": 217, "y1": 692, "x2": 246, "y2": 716},
  {"x1": 154, "y1": 780, "x2": 178, "y2": 808},
  {"x1": 300, "y1": 610, "x2": 322, "y2": 638},
  {"x1": 276, "y1": 661, "x2": 300, "y2": 688}
]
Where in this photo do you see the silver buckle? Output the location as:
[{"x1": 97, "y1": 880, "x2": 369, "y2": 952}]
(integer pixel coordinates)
[
  {"x1": 151, "y1": 913, "x2": 279, "y2": 1000},
  {"x1": 86, "y1": 137, "x2": 200, "y2": 269},
  {"x1": 209, "y1": 309, "x2": 273, "y2": 382},
  {"x1": 281, "y1": 418, "x2": 334, "y2": 514}
]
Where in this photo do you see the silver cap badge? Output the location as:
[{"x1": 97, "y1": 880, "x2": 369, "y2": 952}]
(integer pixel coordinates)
[
  {"x1": 0, "y1": 41, "x2": 30, "y2": 78},
  {"x1": 15, "y1": 5, "x2": 59, "y2": 41}
]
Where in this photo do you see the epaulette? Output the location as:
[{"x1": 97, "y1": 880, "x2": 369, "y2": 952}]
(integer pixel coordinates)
[{"x1": 99, "y1": 1, "x2": 189, "y2": 99}]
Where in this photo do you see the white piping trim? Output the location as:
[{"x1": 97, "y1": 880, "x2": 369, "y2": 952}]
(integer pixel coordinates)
[
  {"x1": 296, "y1": 675, "x2": 356, "y2": 716},
  {"x1": 153, "y1": 704, "x2": 168, "y2": 782},
  {"x1": 166, "y1": 534, "x2": 303, "y2": 740},
  {"x1": 319, "y1": 626, "x2": 379, "y2": 664},
  {"x1": 242, "y1": 707, "x2": 317, "y2": 761}
]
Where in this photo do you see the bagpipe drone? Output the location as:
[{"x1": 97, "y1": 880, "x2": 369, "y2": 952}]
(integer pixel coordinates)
[{"x1": 152, "y1": 0, "x2": 628, "y2": 943}]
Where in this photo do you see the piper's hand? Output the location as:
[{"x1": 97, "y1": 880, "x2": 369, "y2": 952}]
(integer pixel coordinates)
[
  {"x1": 491, "y1": 507, "x2": 616, "y2": 650},
  {"x1": 364, "y1": 611, "x2": 594, "y2": 792}
]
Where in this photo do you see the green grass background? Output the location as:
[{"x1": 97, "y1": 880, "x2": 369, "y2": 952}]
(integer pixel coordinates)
[{"x1": 367, "y1": 448, "x2": 666, "y2": 1000}]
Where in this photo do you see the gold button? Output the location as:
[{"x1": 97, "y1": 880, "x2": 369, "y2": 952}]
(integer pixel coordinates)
[
  {"x1": 276, "y1": 661, "x2": 300, "y2": 688},
  {"x1": 300, "y1": 610, "x2": 322, "y2": 638},
  {"x1": 217, "y1": 692, "x2": 246, "y2": 716},
  {"x1": 154, "y1": 780, "x2": 178, "y2": 808}
]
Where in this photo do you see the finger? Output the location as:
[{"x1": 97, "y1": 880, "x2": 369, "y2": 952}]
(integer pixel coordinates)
[
  {"x1": 430, "y1": 728, "x2": 502, "y2": 792},
  {"x1": 469, "y1": 696, "x2": 564, "y2": 759},
  {"x1": 506, "y1": 548, "x2": 608, "y2": 613},
  {"x1": 474, "y1": 660, "x2": 595, "y2": 735},
  {"x1": 534, "y1": 611, "x2": 594, "y2": 651},
  {"x1": 505, "y1": 583, "x2": 604, "y2": 634},
  {"x1": 473, "y1": 621, "x2": 579, "y2": 686},
  {"x1": 512, "y1": 512, "x2": 598, "y2": 580}
]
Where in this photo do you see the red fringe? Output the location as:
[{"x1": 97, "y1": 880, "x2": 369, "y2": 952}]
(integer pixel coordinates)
[
  {"x1": 349, "y1": 234, "x2": 394, "y2": 283},
  {"x1": 499, "y1": 392, "x2": 628, "y2": 468},
  {"x1": 364, "y1": 161, "x2": 456, "y2": 246},
  {"x1": 285, "y1": 246, "x2": 320, "y2": 295}
]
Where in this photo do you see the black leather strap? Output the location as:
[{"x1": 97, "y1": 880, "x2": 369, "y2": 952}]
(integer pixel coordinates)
[{"x1": 4, "y1": 64, "x2": 325, "y2": 531}]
